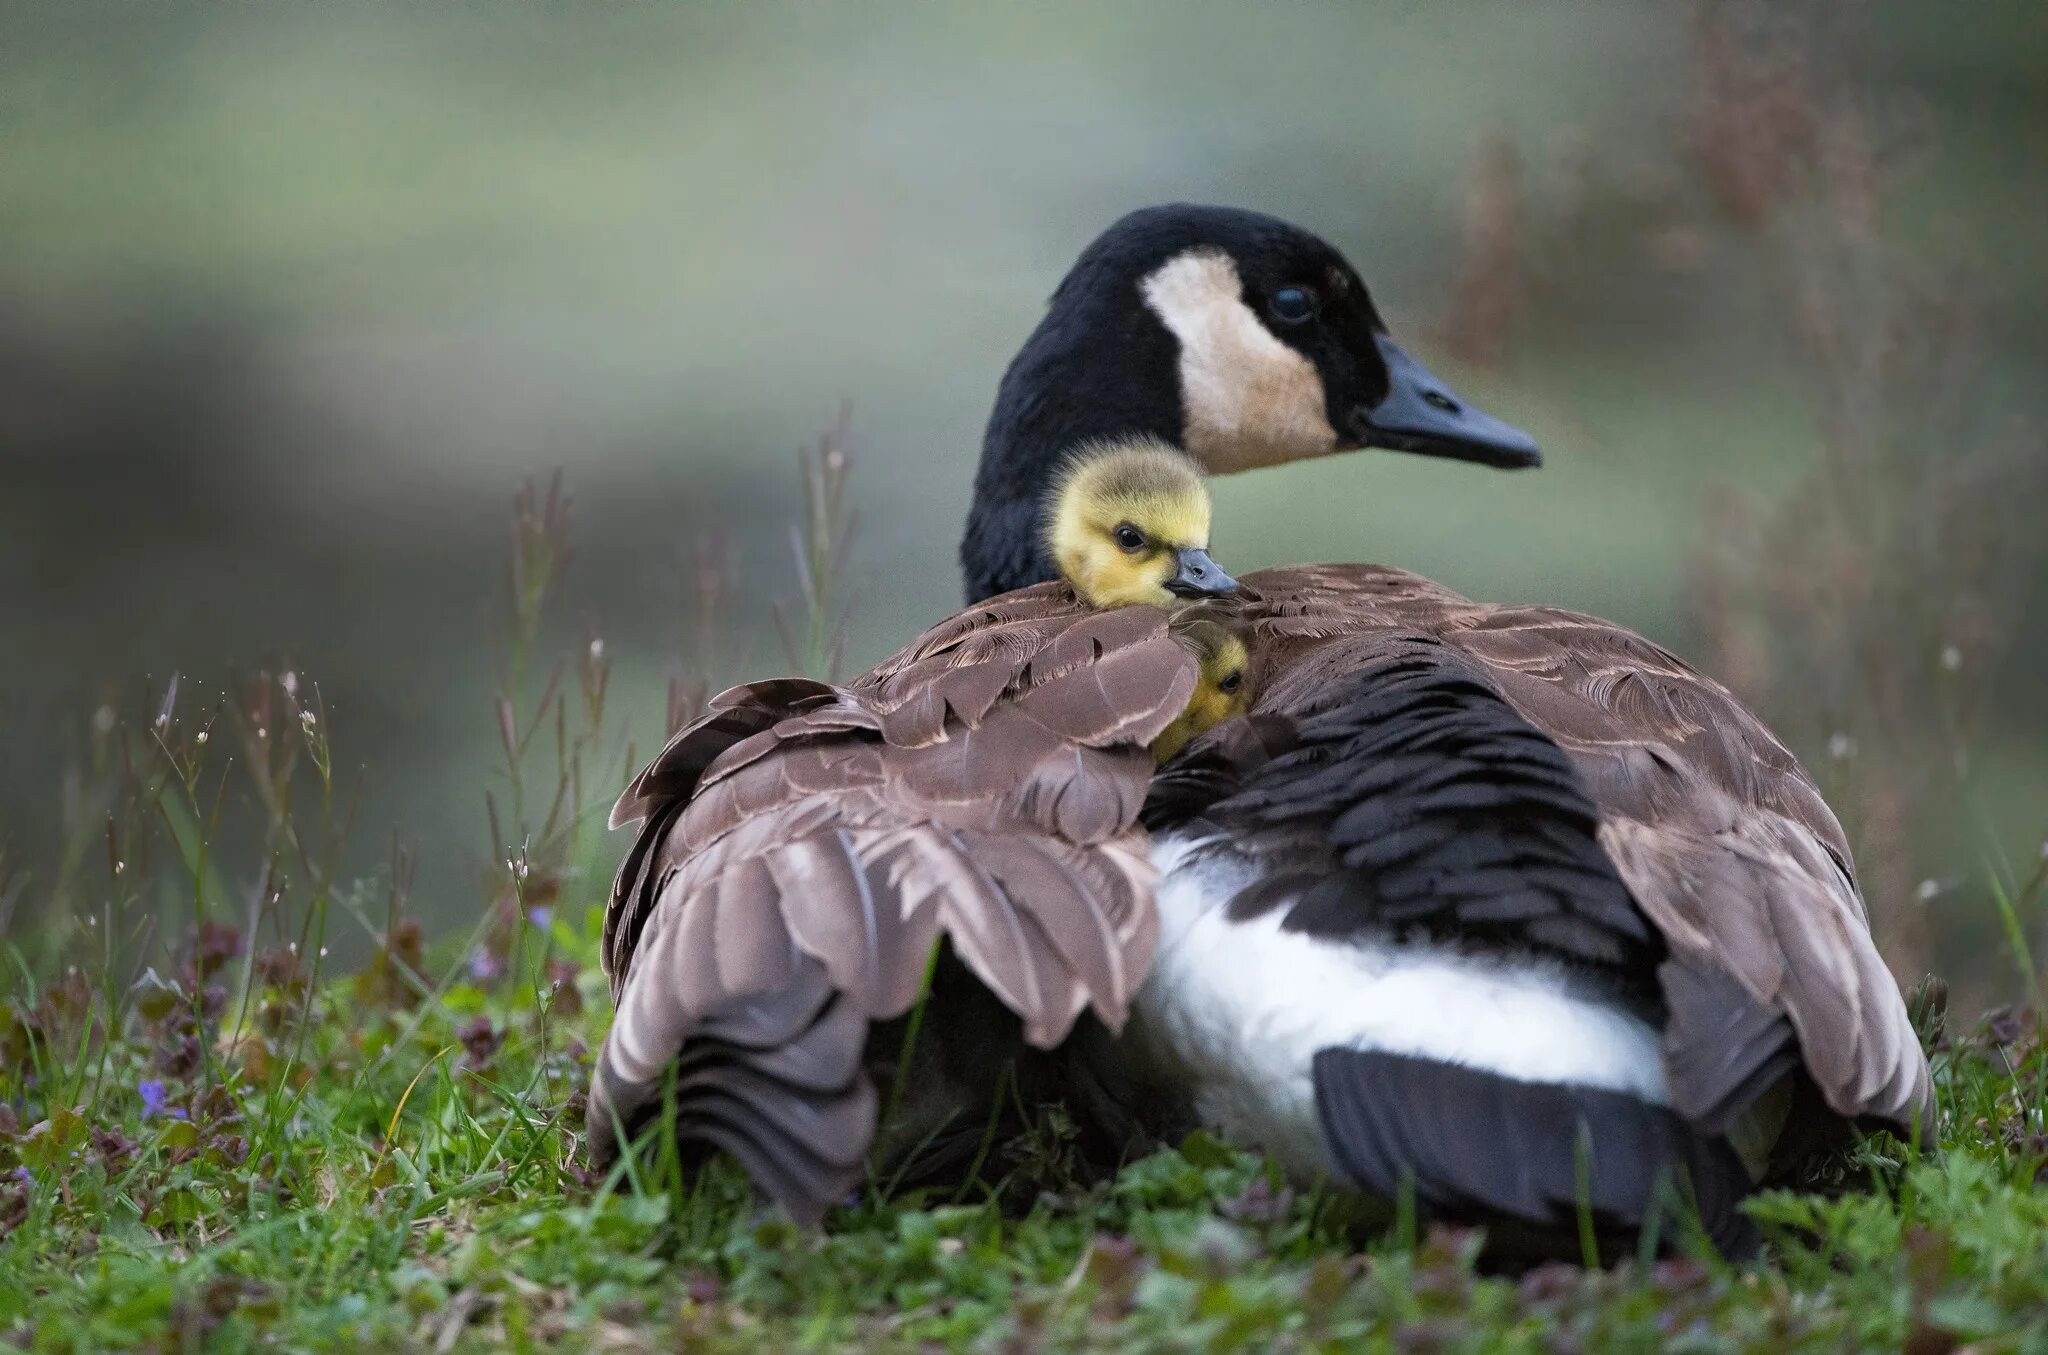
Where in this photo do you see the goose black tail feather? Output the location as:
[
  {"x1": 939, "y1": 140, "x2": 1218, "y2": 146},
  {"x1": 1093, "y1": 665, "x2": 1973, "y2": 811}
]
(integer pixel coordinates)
[{"x1": 1312, "y1": 1048, "x2": 1760, "y2": 1261}]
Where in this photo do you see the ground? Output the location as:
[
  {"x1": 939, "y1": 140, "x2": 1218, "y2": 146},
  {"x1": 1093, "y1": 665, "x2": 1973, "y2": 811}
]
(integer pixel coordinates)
[{"x1": 3, "y1": 902, "x2": 2046, "y2": 1354}]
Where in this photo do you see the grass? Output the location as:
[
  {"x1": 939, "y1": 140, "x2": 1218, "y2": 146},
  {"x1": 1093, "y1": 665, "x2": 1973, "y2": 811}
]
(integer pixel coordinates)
[{"x1": 4, "y1": 899, "x2": 2048, "y2": 1352}]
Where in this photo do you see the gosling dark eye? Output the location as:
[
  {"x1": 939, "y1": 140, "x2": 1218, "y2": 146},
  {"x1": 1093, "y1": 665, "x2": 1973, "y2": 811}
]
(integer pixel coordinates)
[
  {"x1": 1268, "y1": 286, "x2": 1317, "y2": 324},
  {"x1": 1218, "y1": 672, "x2": 1243, "y2": 694},
  {"x1": 1113, "y1": 523, "x2": 1146, "y2": 552}
]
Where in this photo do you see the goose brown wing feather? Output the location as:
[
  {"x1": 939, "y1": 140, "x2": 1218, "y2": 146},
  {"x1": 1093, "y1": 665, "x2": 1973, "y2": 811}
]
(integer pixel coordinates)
[
  {"x1": 1235, "y1": 564, "x2": 1931, "y2": 1141},
  {"x1": 1599, "y1": 813, "x2": 1930, "y2": 1136},
  {"x1": 602, "y1": 680, "x2": 839, "y2": 986},
  {"x1": 609, "y1": 678, "x2": 841, "y2": 831},
  {"x1": 590, "y1": 590, "x2": 1193, "y2": 1218}
]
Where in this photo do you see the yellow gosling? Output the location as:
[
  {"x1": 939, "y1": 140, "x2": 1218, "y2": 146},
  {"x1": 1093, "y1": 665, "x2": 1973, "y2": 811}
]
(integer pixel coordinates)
[
  {"x1": 1153, "y1": 619, "x2": 1253, "y2": 762},
  {"x1": 1045, "y1": 438, "x2": 1236, "y2": 609}
]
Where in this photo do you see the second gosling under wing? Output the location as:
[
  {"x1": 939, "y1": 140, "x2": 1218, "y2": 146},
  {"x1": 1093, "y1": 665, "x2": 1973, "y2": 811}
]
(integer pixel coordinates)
[{"x1": 589, "y1": 589, "x2": 1200, "y2": 1221}]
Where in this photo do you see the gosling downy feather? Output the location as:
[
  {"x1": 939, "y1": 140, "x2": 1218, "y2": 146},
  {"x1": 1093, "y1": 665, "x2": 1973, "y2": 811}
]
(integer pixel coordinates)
[{"x1": 963, "y1": 204, "x2": 1929, "y2": 1258}]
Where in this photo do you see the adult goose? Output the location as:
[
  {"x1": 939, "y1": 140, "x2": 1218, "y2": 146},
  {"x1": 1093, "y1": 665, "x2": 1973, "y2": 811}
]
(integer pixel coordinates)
[
  {"x1": 962, "y1": 204, "x2": 1931, "y2": 1256},
  {"x1": 588, "y1": 439, "x2": 1251, "y2": 1221}
]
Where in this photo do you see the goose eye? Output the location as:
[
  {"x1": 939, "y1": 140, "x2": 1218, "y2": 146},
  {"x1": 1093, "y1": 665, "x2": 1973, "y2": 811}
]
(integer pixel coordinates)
[
  {"x1": 1268, "y1": 286, "x2": 1317, "y2": 324},
  {"x1": 1113, "y1": 523, "x2": 1146, "y2": 552},
  {"x1": 1218, "y1": 671, "x2": 1243, "y2": 694}
]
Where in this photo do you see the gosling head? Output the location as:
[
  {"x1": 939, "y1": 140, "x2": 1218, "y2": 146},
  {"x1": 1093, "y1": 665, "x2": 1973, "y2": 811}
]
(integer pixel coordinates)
[
  {"x1": 1045, "y1": 438, "x2": 1238, "y2": 609},
  {"x1": 1153, "y1": 618, "x2": 1253, "y2": 762}
]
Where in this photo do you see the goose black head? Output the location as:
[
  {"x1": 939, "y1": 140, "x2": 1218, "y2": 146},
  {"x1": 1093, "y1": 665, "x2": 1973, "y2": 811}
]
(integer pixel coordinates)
[{"x1": 964, "y1": 203, "x2": 1540, "y2": 601}]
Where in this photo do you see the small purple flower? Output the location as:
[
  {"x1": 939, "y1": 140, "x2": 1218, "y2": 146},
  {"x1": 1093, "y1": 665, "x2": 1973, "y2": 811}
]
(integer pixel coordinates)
[
  {"x1": 467, "y1": 948, "x2": 504, "y2": 982},
  {"x1": 9, "y1": 1167, "x2": 29, "y2": 1188},
  {"x1": 139, "y1": 1080, "x2": 167, "y2": 1117},
  {"x1": 526, "y1": 906, "x2": 553, "y2": 931}
]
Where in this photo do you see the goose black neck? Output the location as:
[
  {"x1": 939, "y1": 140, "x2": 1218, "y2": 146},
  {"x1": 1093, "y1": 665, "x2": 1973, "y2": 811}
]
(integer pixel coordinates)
[{"x1": 960, "y1": 268, "x2": 1183, "y2": 604}]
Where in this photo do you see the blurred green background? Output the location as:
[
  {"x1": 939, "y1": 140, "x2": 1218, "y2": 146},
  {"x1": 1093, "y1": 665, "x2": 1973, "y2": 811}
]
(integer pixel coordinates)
[{"x1": 2, "y1": 3, "x2": 2042, "y2": 988}]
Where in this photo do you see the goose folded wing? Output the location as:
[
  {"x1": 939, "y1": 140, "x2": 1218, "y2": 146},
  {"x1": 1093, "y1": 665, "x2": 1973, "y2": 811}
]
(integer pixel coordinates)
[
  {"x1": 1443, "y1": 606, "x2": 1933, "y2": 1143},
  {"x1": 603, "y1": 678, "x2": 842, "y2": 989},
  {"x1": 1597, "y1": 807, "x2": 1932, "y2": 1143},
  {"x1": 589, "y1": 602, "x2": 1196, "y2": 1220}
]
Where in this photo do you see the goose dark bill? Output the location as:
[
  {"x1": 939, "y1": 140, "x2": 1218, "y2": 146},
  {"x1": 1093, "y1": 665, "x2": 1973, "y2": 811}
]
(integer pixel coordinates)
[{"x1": 1354, "y1": 333, "x2": 1543, "y2": 469}]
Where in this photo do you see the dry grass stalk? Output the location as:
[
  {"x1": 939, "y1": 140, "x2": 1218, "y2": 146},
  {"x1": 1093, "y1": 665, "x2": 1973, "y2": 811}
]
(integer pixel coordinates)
[{"x1": 773, "y1": 401, "x2": 859, "y2": 681}]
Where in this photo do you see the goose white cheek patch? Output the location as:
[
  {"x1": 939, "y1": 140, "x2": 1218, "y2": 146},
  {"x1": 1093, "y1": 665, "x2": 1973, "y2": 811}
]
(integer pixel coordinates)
[{"x1": 1139, "y1": 249, "x2": 1340, "y2": 474}]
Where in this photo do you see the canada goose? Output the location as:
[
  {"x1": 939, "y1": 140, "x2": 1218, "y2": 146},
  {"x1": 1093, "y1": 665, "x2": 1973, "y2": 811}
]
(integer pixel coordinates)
[
  {"x1": 588, "y1": 439, "x2": 1248, "y2": 1220},
  {"x1": 962, "y1": 204, "x2": 1931, "y2": 1257}
]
